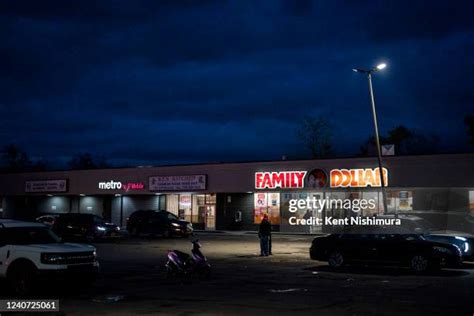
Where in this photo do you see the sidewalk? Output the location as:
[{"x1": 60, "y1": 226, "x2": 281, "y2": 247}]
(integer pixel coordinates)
[{"x1": 193, "y1": 230, "x2": 324, "y2": 236}]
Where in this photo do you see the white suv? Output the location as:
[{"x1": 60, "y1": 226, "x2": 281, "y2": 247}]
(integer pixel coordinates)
[{"x1": 0, "y1": 219, "x2": 99, "y2": 295}]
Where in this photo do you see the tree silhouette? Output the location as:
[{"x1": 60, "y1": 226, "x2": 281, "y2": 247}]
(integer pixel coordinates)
[
  {"x1": 68, "y1": 153, "x2": 109, "y2": 170},
  {"x1": 296, "y1": 116, "x2": 333, "y2": 159},
  {"x1": 359, "y1": 125, "x2": 439, "y2": 156},
  {"x1": 0, "y1": 144, "x2": 32, "y2": 171}
]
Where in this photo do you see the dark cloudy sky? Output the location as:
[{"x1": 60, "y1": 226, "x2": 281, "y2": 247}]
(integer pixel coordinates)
[{"x1": 0, "y1": 0, "x2": 472, "y2": 167}]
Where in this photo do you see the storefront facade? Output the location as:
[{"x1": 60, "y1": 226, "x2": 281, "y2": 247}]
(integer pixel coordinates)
[{"x1": 0, "y1": 153, "x2": 473, "y2": 232}]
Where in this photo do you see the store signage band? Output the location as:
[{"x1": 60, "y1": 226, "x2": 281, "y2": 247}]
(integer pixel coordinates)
[
  {"x1": 25, "y1": 179, "x2": 68, "y2": 193},
  {"x1": 149, "y1": 175, "x2": 207, "y2": 191},
  {"x1": 330, "y1": 168, "x2": 388, "y2": 188},
  {"x1": 255, "y1": 168, "x2": 389, "y2": 189},
  {"x1": 255, "y1": 171, "x2": 307, "y2": 189},
  {"x1": 98, "y1": 180, "x2": 145, "y2": 192}
]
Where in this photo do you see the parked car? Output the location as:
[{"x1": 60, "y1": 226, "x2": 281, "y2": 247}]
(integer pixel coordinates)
[
  {"x1": 376, "y1": 214, "x2": 435, "y2": 233},
  {"x1": 0, "y1": 219, "x2": 99, "y2": 295},
  {"x1": 378, "y1": 214, "x2": 474, "y2": 261},
  {"x1": 36, "y1": 214, "x2": 59, "y2": 227},
  {"x1": 424, "y1": 231, "x2": 474, "y2": 261},
  {"x1": 127, "y1": 210, "x2": 193, "y2": 238},
  {"x1": 403, "y1": 211, "x2": 474, "y2": 233},
  {"x1": 310, "y1": 226, "x2": 462, "y2": 272},
  {"x1": 52, "y1": 214, "x2": 121, "y2": 242}
]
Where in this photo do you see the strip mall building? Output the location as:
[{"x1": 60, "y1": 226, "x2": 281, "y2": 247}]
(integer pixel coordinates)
[{"x1": 0, "y1": 153, "x2": 473, "y2": 233}]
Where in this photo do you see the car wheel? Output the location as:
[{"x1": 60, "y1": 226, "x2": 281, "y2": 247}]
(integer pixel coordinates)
[
  {"x1": 411, "y1": 254, "x2": 429, "y2": 273},
  {"x1": 8, "y1": 262, "x2": 37, "y2": 296},
  {"x1": 328, "y1": 251, "x2": 344, "y2": 268}
]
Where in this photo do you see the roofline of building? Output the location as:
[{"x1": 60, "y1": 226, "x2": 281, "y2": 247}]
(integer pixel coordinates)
[{"x1": 1, "y1": 152, "x2": 474, "y2": 176}]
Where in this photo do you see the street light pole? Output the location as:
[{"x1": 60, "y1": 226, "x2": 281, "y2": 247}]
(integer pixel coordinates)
[
  {"x1": 353, "y1": 63, "x2": 389, "y2": 215},
  {"x1": 367, "y1": 72, "x2": 389, "y2": 215}
]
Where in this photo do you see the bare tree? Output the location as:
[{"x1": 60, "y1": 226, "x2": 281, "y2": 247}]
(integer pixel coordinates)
[
  {"x1": 359, "y1": 125, "x2": 439, "y2": 156},
  {"x1": 296, "y1": 116, "x2": 333, "y2": 159},
  {"x1": 0, "y1": 144, "x2": 32, "y2": 171},
  {"x1": 68, "y1": 153, "x2": 109, "y2": 170}
]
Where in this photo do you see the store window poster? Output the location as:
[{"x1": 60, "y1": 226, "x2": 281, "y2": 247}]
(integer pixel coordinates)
[{"x1": 254, "y1": 193, "x2": 281, "y2": 224}]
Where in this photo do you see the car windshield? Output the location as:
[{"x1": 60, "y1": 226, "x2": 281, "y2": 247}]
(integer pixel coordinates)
[
  {"x1": 1, "y1": 227, "x2": 61, "y2": 245},
  {"x1": 401, "y1": 219, "x2": 434, "y2": 232},
  {"x1": 93, "y1": 215, "x2": 105, "y2": 224},
  {"x1": 165, "y1": 212, "x2": 178, "y2": 220}
]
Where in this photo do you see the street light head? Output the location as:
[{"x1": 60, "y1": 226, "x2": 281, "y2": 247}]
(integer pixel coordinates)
[{"x1": 376, "y1": 63, "x2": 387, "y2": 70}]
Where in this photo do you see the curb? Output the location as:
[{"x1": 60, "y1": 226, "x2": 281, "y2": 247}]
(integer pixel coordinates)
[{"x1": 194, "y1": 230, "x2": 324, "y2": 236}]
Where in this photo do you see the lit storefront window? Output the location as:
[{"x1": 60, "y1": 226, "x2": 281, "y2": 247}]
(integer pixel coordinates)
[
  {"x1": 391, "y1": 190, "x2": 413, "y2": 212},
  {"x1": 254, "y1": 192, "x2": 280, "y2": 224},
  {"x1": 165, "y1": 194, "x2": 216, "y2": 230},
  {"x1": 281, "y1": 192, "x2": 323, "y2": 233},
  {"x1": 470, "y1": 191, "x2": 474, "y2": 214},
  {"x1": 166, "y1": 194, "x2": 179, "y2": 215},
  {"x1": 179, "y1": 194, "x2": 192, "y2": 221},
  {"x1": 193, "y1": 194, "x2": 216, "y2": 230}
]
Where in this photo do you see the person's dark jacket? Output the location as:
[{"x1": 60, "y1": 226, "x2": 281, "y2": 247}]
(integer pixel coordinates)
[{"x1": 259, "y1": 219, "x2": 272, "y2": 237}]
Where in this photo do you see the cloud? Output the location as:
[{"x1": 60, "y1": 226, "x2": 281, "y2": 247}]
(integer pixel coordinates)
[{"x1": 0, "y1": 0, "x2": 472, "y2": 165}]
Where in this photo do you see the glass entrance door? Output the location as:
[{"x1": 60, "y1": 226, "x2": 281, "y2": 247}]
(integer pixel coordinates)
[
  {"x1": 205, "y1": 205, "x2": 215, "y2": 230},
  {"x1": 193, "y1": 194, "x2": 216, "y2": 230}
]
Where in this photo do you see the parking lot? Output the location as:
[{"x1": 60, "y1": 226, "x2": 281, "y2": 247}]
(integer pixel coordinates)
[{"x1": 1, "y1": 233, "x2": 474, "y2": 315}]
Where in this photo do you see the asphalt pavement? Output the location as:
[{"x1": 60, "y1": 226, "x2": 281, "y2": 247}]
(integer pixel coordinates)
[{"x1": 1, "y1": 233, "x2": 474, "y2": 315}]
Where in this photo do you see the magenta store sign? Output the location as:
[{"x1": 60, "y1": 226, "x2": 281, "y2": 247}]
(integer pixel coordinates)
[{"x1": 98, "y1": 180, "x2": 145, "y2": 192}]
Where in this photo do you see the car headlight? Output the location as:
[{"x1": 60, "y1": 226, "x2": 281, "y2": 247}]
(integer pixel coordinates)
[
  {"x1": 433, "y1": 246, "x2": 452, "y2": 254},
  {"x1": 41, "y1": 253, "x2": 67, "y2": 264},
  {"x1": 171, "y1": 223, "x2": 181, "y2": 228},
  {"x1": 463, "y1": 242, "x2": 469, "y2": 253},
  {"x1": 96, "y1": 226, "x2": 106, "y2": 231}
]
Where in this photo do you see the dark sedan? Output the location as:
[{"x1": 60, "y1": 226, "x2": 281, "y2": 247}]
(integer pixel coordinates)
[
  {"x1": 53, "y1": 214, "x2": 122, "y2": 242},
  {"x1": 376, "y1": 214, "x2": 473, "y2": 261},
  {"x1": 424, "y1": 231, "x2": 474, "y2": 261},
  {"x1": 310, "y1": 227, "x2": 462, "y2": 272},
  {"x1": 127, "y1": 210, "x2": 193, "y2": 238}
]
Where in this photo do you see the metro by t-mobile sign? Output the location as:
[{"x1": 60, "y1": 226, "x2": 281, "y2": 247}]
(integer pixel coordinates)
[
  {"x1": 98, "y1": 180, "x2": 145, "y2": 192},
  {"x1": 255, "y1": 171, "x2": 307, "y2": 189}
]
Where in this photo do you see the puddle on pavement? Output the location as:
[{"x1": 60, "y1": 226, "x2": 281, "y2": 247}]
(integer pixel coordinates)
[
  {"x1": 268, "y1": 288, "x2": 308, "y2": 293},
  {"x1": 92, "y1": 294, "x2": 126, "y2": 303}
]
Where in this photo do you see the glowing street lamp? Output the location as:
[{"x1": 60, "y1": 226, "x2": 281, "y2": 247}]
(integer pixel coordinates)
[
  {"x1": 353, "y1": 62, "x2": 389, "y2": 215},
  {"x1": 376, "y1": 63, "x2": 386, "y2": 70}
]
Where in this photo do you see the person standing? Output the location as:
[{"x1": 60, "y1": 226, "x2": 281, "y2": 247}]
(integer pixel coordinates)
[{"x1": 258, "y1": 214, "x2": 272, "y2": 256}]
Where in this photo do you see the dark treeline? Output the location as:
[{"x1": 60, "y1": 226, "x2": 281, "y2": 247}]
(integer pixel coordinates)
[
  {"x1": 1, "y1": 114, "x2": 473, "y2": 172},
  {"x1": 297, "y1": 114, "x2": 474, "y2": 159},
  {"x1": 0, "y1": 145, "x2": 110, "y2": 173}
]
